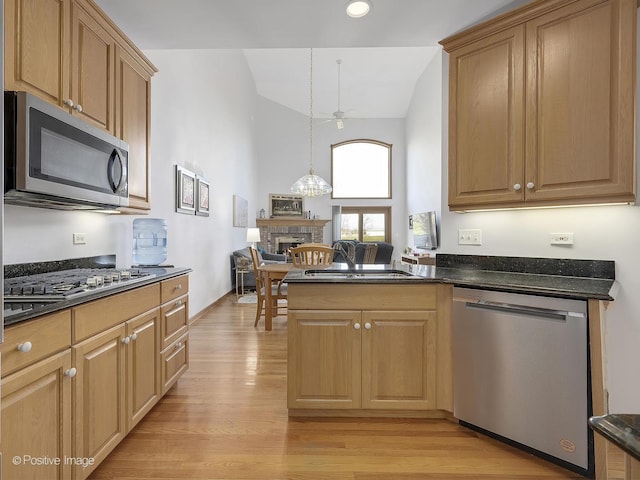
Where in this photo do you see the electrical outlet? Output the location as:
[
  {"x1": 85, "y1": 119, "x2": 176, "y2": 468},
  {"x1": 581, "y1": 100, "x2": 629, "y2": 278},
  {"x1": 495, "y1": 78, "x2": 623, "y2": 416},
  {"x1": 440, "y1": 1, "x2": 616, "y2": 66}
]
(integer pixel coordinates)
[
  {"x1": 458, "y1": 229, "x2": 482, "y2": 245},
  {"x1": 73, "y1": 232, "x2": 87, "y2": 245},
  {"x1": 550, "y1": 232, "x2": 574, "y2": 245}
]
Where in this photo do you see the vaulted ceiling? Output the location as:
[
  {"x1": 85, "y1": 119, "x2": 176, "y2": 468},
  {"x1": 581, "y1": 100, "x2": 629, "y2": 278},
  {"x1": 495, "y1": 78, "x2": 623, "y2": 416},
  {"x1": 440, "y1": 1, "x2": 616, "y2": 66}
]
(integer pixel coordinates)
[{"x1": 96, "y1": 0, "x2": 530, "y2": 119}]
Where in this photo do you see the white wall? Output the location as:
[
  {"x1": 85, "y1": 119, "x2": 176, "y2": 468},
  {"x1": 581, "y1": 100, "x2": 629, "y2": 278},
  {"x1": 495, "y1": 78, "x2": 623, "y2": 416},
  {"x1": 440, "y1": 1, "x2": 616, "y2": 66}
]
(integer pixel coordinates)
[
  {"x1": 254, "y1": 96, "x2": 408, "y2": 257},
  {"x1": 405, "y1": 45, "x2": 640, "y2": 412},
  {"x1": 405, "y1": 51, "x2": 443, "y2": 251},
  {"x1": 4, "y1": 49, "x2": 259, "y2": 318}
]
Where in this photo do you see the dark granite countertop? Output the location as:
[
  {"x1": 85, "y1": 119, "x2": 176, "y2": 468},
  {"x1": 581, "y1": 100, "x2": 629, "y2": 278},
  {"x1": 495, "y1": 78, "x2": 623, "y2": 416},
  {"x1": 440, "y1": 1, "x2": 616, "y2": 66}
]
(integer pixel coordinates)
[
  {"x1": 284, "y1": 254, "x2": 617, "y2": 301},
  {"x1": 4, "y1": 265, "x2": 192, "y2": 327},
  {"x1": 589, "y1": 414, "x2": 640, "y2": 462}
]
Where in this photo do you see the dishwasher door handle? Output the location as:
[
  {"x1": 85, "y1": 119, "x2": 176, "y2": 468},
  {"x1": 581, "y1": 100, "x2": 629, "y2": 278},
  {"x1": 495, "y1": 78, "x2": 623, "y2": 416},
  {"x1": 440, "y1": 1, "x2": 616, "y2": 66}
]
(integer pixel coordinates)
[{"x1": 460, "y1": 300, "x2": 585, "y2": 321}]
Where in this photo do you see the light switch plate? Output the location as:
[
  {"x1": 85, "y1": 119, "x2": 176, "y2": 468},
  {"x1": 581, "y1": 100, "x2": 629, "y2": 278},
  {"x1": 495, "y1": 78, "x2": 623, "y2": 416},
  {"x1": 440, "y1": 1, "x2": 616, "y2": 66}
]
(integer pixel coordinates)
[
  {"x1": 550, "y1": 232, "x2": 574, "y2": 245},
  {"x1": 73, "y1": 232, "x2": 87, "y2": 245},
  {"x1": 458, "y1": 229, "x2": 482, "y2": 245}
]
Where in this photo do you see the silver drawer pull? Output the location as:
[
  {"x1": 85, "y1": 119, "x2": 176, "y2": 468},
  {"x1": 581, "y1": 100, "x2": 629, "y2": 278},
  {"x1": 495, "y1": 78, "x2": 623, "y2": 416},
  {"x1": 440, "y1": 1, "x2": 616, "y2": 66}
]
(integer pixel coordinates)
[
  {"x1": 17, "y1": 341, "x2": 33, "y2": 353},
  {"x1": 175, "y1": 300, "x2": 183, "y2": 307},
  {"x1": 175, "y1": 342, "x2": 183, "y2": 349},
  {"x1": 174, "y1": 284, "x2": 183, "y2": 291}
]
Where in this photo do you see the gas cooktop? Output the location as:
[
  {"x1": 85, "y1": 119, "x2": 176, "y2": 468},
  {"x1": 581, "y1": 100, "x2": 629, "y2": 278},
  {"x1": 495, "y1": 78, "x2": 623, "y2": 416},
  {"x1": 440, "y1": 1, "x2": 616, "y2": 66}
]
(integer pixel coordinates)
[{"x1": 4, "y1": 267, "x2": 155, "y2": 302}]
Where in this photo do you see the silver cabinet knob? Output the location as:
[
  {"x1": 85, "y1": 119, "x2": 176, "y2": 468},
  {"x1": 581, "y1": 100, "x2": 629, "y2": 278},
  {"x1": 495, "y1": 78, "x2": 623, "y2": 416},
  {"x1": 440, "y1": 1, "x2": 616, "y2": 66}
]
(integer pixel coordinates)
[
  {"x1": 122, "y1": 336, "x2": 131, "y2": 345},
  {"x1": 513, "y1": 183, "x2": 522, "y2": 191},
  {"x1": 364, "y1": 322, "x2": 372, "y2": 330},
  {"x1": 63, "y1": 99, "x2": 74, "y2": 108},
  {"x1": 130, "y1": 333, "x2": 138, "y2": 341},
  {"x1": 353, "y1": 323, "x2": 361, "y2": 330},
  {"x1": 74, "y1": 104, "x2": 83, "y2": 112},
  {"x1": 17, "y1": 341, "x2": 32, "y2": 352},
  {"x1": 526, "y1": 182, "x2": 535, "y2": 189},
  {"x1": 65, "y1": 367, "x2": 77, "y2": 378}
]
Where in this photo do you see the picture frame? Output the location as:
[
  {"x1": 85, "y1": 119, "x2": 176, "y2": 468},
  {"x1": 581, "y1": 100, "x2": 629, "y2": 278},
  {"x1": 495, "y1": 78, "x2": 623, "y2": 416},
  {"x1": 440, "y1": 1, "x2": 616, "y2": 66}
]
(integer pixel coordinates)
[
  {"x1": 195, "y1": 175, "x2": 211, "y2": 217},
  {"x1": 269, "y1": 193, "x2": 304, "y2": 217},
  {"x1": 233, "y1": 194, "x2": 248, "y2": 227},
  {"x1": 175, "y1": 165, "x2": 196, "y2": 214}
]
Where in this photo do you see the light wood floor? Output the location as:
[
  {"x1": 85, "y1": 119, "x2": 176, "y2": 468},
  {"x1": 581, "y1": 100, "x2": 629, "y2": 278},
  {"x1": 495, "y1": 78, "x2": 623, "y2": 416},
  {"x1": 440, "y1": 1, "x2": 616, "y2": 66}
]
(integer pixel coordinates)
[{"x1": 90, "y1": 293, "x2": 609, "y2": 479}]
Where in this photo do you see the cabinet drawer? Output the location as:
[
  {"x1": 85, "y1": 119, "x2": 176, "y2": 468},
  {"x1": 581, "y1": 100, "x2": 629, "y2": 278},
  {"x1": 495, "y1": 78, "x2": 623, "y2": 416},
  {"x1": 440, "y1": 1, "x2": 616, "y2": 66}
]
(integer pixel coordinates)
[
  {"x1": 160, "y1": 295, "x2": 189, "y2": 349},
  {"x1": 161, "y1": 333, "x2": 189, "y2": 394},
  {"x1": 73, "y1": 283, "x2": 160, "y2": 342},
  {"x1": 161, "y1": 275, "x2": 189, "y2": 304},
  {"x1": 1, "y1": 310, "x2": 72, "y2": 377}
]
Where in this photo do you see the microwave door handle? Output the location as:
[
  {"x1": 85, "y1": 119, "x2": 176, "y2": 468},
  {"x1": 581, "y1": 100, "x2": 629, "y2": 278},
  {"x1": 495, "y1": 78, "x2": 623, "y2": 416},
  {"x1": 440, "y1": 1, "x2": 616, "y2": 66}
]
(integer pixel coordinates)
[{"x1": 107, "y1": 149, "x2": 126, "y2": 193}]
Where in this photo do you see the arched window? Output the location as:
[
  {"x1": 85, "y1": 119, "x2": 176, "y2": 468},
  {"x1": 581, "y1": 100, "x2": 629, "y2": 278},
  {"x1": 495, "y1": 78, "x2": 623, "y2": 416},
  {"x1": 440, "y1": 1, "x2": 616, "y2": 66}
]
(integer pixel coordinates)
[{"x1": 331, "y1": 139, "x2": 392, "y2": 199}]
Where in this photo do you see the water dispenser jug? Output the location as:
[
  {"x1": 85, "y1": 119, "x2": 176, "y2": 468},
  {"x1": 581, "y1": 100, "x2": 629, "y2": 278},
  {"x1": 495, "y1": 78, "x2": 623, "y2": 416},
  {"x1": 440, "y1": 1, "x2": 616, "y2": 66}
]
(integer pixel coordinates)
[{"x1": 132, "y1": 218, "x2": 167, "y2": 266}]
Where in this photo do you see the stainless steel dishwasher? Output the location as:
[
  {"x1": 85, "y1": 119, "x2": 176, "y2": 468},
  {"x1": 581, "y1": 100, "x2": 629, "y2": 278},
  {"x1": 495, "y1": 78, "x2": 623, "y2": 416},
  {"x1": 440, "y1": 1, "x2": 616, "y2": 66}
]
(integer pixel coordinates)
[{"x1": 452, "y1": 287, "x2": 593, "y2": 477}]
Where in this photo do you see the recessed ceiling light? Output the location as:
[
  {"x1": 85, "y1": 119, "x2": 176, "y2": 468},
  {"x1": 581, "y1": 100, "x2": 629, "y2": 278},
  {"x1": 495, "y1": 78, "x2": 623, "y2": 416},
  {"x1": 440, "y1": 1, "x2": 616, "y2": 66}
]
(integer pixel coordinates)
[{"x1": 346, "y1": 0, "x2": 372, "y2": 18}]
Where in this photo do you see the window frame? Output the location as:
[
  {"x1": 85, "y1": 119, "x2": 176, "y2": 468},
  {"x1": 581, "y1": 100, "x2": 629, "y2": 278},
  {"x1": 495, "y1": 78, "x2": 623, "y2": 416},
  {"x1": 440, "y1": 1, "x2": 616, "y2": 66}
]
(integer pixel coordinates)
[
  {"x1": 331, "y1": 139, "x2": 392, "y2": 199},
  {"x1": 339, "y1": 206, "x2": 392, "y2": 243}
]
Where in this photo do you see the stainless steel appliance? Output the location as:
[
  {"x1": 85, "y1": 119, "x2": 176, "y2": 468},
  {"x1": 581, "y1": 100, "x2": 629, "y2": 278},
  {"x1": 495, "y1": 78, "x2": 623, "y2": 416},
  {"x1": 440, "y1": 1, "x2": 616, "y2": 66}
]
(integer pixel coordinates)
[
  {"x1": 452, "y1": 287, "x2": 593, "y2": 477},
  {"x1": 4, "y1": 91, "x2": 129, "y2": 210},
  {"x1": 3, "y1": 268, "x2": 155, "y2": 321}
]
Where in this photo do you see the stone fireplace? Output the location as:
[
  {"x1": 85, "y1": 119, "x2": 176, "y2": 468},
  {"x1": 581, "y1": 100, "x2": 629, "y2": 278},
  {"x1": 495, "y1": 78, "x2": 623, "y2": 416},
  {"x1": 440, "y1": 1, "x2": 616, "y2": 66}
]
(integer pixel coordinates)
[{"x1": 256, "y1": 218, "x2": 330, "y2": 254}]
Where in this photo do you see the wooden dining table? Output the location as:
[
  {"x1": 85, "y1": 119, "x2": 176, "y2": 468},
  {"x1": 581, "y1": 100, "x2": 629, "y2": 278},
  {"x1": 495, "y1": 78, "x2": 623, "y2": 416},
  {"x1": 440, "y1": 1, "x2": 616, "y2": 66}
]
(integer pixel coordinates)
[{"x1": 257, "y1": 263, "x2": 293, "y2": 331}]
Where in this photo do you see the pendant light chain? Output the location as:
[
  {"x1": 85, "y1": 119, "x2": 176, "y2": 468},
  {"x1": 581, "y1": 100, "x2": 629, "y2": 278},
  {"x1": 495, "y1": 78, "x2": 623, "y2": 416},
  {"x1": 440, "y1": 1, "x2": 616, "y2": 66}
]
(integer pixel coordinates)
[
  {"x1": 289, "y1": 47, "x2": 332, "y2": 197},
  {"x1": 309, "y1": 48, "x2": 314, "y2": 173}
]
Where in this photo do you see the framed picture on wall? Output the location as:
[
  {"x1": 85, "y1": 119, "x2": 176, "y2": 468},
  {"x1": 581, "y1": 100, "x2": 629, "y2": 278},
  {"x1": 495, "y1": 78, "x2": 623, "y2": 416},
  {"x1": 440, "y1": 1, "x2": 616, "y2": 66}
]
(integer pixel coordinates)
[
  {"x1": 233, "y1": 194, "x2": 248, "y2": 227},
  {"x1": 175, "y1": 165, "x2": 196, "y2": 214},
  {"x1": 195, "y1": 175, "x2": 211, "y2": 217},
  {"x1": 269, "y1": 193, "x2": 304, "y2": 217}
]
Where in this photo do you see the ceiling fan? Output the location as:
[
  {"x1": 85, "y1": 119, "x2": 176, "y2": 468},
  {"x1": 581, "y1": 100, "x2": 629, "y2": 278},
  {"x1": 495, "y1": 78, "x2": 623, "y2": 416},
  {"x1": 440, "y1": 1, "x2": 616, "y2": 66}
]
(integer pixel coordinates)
[{"x1": 320, "y1": 59, "x2": 353, "y2": 129}]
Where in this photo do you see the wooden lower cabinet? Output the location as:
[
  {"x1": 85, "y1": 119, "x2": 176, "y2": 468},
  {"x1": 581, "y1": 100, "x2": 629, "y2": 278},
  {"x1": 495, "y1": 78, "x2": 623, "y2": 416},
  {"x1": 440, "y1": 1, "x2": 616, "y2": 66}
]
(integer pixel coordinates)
[
  {"x1": 73, "y1": 323, "x2": 127, "y2": 480},
  {"x1": 2, "y1": 275, "x2": 190, "y2": 479},
  {"x1": 362, "y1": 310, "x2": 437, "y2": 410},
  {"x1": 1, "y1": 349, "x2": 73, "y2": 480},
  {"x1": 288, "y1": 304, "x2": 440, "y2": 413},
  {"x1": 161, "y1": 332, "x2": 189, "y2": 394},
  {"x1": 288, "y1": 310, "x2": 362, "y2": 409},
  {"x1": 126, "y1": 308, "x2": 161, "y2": 431}
]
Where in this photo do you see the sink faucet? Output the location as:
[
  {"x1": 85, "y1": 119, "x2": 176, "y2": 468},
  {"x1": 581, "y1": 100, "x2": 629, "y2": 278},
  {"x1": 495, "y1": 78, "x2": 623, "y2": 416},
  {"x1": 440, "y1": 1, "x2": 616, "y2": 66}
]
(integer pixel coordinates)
[{"x1": 334, "y1": 242, "x2": 356, "y2": 270}]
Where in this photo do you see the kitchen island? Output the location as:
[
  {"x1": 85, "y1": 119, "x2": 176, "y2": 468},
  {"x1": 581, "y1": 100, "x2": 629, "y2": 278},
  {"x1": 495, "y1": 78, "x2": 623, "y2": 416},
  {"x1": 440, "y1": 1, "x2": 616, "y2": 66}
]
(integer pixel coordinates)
[{"x1": 285, "y1": 265, "x2": 453, "y2": 417}]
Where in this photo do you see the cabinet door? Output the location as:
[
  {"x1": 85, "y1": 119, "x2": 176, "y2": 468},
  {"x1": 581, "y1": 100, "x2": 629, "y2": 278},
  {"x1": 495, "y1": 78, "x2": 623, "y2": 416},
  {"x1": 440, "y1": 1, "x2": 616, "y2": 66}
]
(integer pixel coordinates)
[
  {"x1": 73, "y1": 324, "x2": 126, "y2": 480},
  {"x1": 287, "y1": 310, "x2": 362, "y2": 409},
  {"x1": 362, "y1": 311, "x2": 437, "y2": 410},
  {"x1": 70, "y1": 0, "x2": 115, "y2": 132},
  {"x1": 115, "y1": 45, "x2": 152, "y2": 209},
  {"x1": 4, "y1": 0, "x2": 70, "y2": 105},
  {"x1": 448, "y1": 25, "x2": 525, "y2": 210},
  {"x1": 1, "y1": 350, "x2": 73, "y2": 480},
  {"x1": 126, "y1": 308, "x2": 161, "y2": 431},
  {"x1": 524, "y1": 0, "x2": 635, "y2": 204}
]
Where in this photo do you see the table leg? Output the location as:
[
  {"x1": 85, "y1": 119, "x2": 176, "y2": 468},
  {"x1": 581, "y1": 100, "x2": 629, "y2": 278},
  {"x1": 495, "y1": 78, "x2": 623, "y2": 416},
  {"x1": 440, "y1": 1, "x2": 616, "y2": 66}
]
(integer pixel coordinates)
[{"x1": 263, "y1": 271, "x2": 273, "y2": 331}]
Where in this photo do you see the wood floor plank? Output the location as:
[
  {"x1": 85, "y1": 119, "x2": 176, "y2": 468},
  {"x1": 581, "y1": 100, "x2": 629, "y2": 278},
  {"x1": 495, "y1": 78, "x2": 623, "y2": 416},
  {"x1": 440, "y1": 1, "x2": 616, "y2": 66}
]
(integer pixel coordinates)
[{"x1": 89, "y1": 294, "x2": 589, "y2": 479}]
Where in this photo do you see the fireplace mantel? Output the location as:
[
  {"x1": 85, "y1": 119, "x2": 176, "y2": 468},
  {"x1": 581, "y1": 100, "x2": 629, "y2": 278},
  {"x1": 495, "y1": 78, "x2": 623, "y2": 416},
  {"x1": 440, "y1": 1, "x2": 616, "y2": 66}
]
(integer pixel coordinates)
[
  {"x1": 257, "y1": 218, "x2": 330, "y2": 228},
  {"x1": 256, "y1": 218, "x2": 330, "y2": 253}
]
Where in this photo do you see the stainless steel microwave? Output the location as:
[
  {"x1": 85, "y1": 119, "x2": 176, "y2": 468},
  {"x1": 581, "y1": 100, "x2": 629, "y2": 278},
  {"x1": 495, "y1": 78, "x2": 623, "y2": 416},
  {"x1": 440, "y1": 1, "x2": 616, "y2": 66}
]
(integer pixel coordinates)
[{"x1": 4, "y1": 91, "x2": 129, "y2": 210}]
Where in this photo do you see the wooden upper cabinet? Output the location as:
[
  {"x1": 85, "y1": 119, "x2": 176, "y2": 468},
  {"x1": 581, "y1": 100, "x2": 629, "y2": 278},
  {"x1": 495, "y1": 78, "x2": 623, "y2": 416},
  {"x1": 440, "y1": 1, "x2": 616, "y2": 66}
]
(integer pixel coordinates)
[
  {"x1": 525, "y1": 0, "x2": 635, "y2": 204},
  {"x1": 441, "y1": 0, "x2": 636, "y2": 211},
  {"x1": 447, "y1": 25, "x2": 525, "y2": 208},
  {"x1": 70, "y1": 0, "x2": 115, "y2": 132},
  {"x1": 115, "y1": 45, "x2": 153, "y2": 210},
  {"x1": 5, "y1": 0, "x2": 70, "y2": 104},
  {"x1": 4, "y1": 0, "x2": 157, "y2": 211}
]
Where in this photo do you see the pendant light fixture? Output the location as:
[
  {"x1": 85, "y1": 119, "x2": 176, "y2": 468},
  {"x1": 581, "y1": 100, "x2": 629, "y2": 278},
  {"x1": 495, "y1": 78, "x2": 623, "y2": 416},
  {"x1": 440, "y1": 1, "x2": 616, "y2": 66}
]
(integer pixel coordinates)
[{"x1": 291, "y1": 48, "x2": 333, "y2": 197}]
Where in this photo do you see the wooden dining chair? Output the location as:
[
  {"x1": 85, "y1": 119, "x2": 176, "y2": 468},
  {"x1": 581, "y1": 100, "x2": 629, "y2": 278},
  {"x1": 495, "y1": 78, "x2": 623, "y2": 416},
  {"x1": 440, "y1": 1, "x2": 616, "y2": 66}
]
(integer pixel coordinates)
[
  {"x1": 362, "y1": 243, "x2": 378, "y2": 264},
  {"x1": 249, "y1": 247, "x2": 287, "y2": 327},
  {"x1": 289, "y1": 243, "x2": 334, "y2": 268}
]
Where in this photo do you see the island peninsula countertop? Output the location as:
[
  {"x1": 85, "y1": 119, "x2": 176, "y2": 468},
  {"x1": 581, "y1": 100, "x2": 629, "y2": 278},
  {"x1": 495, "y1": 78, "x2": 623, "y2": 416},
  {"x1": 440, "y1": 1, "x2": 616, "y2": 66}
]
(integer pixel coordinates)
[{"x1": 284, "y1": 253, "x2": 617, "y2": 302}]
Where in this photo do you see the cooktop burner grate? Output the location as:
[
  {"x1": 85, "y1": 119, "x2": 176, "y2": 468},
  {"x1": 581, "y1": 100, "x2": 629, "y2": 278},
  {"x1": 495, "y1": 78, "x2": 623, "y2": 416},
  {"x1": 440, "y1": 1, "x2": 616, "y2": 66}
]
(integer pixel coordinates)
[{"x1": 4, "y1": 268, "x2": 155, "y2": 302}]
